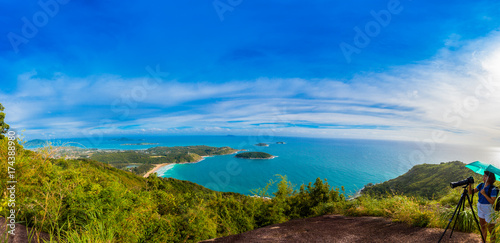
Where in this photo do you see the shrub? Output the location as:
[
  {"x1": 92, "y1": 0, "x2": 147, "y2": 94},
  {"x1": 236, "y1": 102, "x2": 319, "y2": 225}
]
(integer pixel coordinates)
[
  {"x1": 439, "y1": 208, "x2": 477, "y2": 233},
  {"x1": 1, "y1": 137, "x2": 480, "y2": 242}
]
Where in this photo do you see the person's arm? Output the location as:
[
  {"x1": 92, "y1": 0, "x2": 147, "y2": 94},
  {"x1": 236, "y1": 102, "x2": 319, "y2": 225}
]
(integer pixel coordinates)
[{"x1": 469, "y1": 183, "x2": 479, "y2": 194}]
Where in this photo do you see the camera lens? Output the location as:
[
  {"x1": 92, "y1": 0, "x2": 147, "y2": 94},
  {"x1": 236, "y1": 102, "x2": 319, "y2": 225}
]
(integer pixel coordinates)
[{"x1": 450, "y1": 177, "x2": 473, "y2": 188}]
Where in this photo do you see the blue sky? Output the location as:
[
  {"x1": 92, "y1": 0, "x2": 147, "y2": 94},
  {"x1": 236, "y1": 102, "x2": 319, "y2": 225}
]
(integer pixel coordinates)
[{"x1": 1, "y1": 0, "x2": 500, "y2": 145}]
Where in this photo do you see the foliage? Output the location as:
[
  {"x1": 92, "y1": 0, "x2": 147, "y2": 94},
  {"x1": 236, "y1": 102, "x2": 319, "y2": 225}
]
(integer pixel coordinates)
[
  {"x1": 0, "y1": 103, "x2": 9, "y2": 139},
  {"x1": 0, "y1": 138, "x2": 346, "y2": 242},
  {"x1": 235, "y1": 152, "x2": 273, "y2": 159},
  {"x1": 147, "y1": 145, "x2": 238, "y2": 156},
  {"x1": 130, "y1": 163, "x2": 155, "y2": 175},
  {"x1": 1, "y1": 135, "x2": 491, "y2": 241},
  {"x1": 90, "y1": 145, "x2": 238, "y2": 175},
  {"x1": 438, "y1": 188, "x2": 466, "y2": 207},
  {"x1": 362, "y1": 161, "x2": 483, "y2": 199},
  {"x1": 439, "y1": 207, "x2": 477, "y2": 233},
  {"x1": 91, "y1": 151, "x2": 156, "y2": 166}
]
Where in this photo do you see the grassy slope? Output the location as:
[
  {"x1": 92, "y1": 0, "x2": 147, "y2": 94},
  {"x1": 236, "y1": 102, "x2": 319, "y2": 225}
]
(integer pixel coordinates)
[
  {"x1": 1, "y1": 137, "x2": 489, "y2": 242},
  {"x1": 89, "y1": 146, "x2": 232, "y2": 175},
  {"x1": 362, "y1": 161, "x2": 484, "y2": 199},
  {"x1": 0, "y1": 138, "x2": 347, "y2": 242},
  {"x1": 0, "y1": 138, "x2": 232, "y2": 242}
]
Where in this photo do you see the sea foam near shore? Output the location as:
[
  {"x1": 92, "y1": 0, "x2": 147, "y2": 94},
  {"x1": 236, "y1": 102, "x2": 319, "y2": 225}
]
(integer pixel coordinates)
[{"x1": 155, "y1": 164, "x2": 176, "y2": 176}]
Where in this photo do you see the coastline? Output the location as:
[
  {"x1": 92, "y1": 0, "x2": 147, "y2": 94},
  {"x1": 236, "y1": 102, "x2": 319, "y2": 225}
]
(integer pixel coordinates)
[
  {"x1": 143, "y1": 163, "x2": 172, "y2": 178},
  {"x1": 176, "y1": 155, "x2": 208, "y2": 165},
  {"x1": 143, "y1": 159, "x2": 204, "y2": 178},
  {"x1": 143, "y1": 151, "x2": 240, "y2": 178},
  {"x1": 348, "y1": 187, "x2": 364, "y2": 201}
]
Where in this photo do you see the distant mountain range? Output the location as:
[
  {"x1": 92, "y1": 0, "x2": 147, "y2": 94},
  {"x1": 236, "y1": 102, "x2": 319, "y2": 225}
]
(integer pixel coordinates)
[{"x1": 24, "y1": 139, "x2": 48, "y2": 147}]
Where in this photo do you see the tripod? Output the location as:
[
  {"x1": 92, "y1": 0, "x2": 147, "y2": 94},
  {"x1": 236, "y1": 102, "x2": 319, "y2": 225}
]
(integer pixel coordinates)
[{"x1": 438, "y1": 185, "x2": 485, "y2": 242}]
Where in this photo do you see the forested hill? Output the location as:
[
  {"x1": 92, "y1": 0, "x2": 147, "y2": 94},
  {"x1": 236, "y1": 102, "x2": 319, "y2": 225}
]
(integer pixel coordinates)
[
  {"x1": 361, "y1": 161, "x2": 484, "y2": 199},
  {"x1": 89, "y1": 145, "x2": 240, "y2": 175},
  {"x1": 91, "y1": 145, "x2": 239, "y2": 165},
  {"x1": 1, "y1": 137, "x2": 491, "y2": 241},
  {"x1": 0, "y1": 137, "x2": 345, "y2": 242}
]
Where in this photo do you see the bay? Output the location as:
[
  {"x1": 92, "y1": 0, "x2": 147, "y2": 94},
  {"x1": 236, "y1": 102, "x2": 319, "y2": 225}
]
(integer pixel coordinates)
[{"x1": 29, "y1": 135, "x2": 500, "y2": 196}]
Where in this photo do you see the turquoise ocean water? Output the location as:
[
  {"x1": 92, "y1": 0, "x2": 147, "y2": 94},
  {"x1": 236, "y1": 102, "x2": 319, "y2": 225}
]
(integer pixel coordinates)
[{"x1": 32, "y1": 136, "x2": 500, "y2": 196}]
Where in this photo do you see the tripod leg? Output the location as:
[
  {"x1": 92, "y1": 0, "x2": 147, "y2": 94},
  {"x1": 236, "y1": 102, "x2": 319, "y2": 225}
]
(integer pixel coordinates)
[
  {"x1": 466, "y1": 193, "x2": 486, "y2": 243},
  {"x1": 450, "y1": 195, "x2": 466, "y2": 238},
  {"x1": 439, "y1": 193, "x2": 466, "y2": 243}
]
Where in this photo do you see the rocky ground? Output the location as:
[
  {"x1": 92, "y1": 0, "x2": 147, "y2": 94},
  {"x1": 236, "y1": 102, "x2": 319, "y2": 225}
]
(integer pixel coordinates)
[
  {"x1": 202, "y1": 215, "x2": 482, "y2": 243},
  {"x1": 0, "y1": 217, "x2": 50, "y2": 243},
  {"x1": 1, "y1": 215, "x2": 483, "y2": 242}
]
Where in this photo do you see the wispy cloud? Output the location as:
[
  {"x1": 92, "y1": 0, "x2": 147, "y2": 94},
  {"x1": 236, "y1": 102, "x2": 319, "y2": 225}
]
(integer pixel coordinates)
[{"x1": 2, "y1": 30, "x2": 500, "y2": 144}]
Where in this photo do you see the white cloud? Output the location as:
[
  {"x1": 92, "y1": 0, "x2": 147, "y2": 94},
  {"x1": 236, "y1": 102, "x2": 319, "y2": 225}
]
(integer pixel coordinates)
[{"x1": 3, "y1": 31, "x2": 500, "y2": 144}]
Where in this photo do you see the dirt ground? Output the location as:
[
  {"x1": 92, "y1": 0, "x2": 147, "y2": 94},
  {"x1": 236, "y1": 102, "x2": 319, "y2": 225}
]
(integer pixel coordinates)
[
  {"x1": 0, "y1": 217, "x2": 51, "y2": 243},
  {"x1": 1, "y1": 215, "x2": 483, "y2": 242},
  {"x1": 202, "y1": 215, "x2": 483, "y2": 243}
]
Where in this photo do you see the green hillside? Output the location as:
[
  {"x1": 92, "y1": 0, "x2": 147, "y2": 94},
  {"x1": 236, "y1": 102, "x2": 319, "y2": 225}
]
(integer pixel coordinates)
[
  {"x1": 0, "y1": 137, "x2": 346, "y2": 242},
  {"x1": 362, "y1": 161, "x2": 484, "y2": 199},
  {"x1": 89, "y1": 145, "x2": 237, "y2": 176},
  {"x1": 0, "y1": 104, "x2": 489, "y2": 241},
  {"x1": 1, "y1": 136, "x2": 492, "y2": 241}
]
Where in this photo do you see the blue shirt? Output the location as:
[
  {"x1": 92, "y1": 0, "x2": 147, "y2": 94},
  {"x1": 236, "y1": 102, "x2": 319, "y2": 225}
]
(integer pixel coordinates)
[{"x1": 476, "y1": 183, "x2": 498, "y2": 204}]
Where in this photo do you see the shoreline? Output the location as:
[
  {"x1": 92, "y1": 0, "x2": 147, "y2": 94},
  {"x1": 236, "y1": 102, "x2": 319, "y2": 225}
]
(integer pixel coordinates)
[
  {"x1": 143, "y1": 151, "x2": 241, "y2": 178},
  {"x1": 143, "y1": 163, "x2": 172, "y2": 178},
  {"x1": 348, "y1": 187, "x2": 364, "y2": 201}
]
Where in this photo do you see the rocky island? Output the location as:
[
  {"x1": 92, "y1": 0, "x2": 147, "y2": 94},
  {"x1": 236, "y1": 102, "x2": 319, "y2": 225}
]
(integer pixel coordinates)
[
  {"x1": 235, "y1": 152, "x2": 274, "y2": 159},
  {"x1": 255, "y1": 143, "x2": 269, "y2": 147}
]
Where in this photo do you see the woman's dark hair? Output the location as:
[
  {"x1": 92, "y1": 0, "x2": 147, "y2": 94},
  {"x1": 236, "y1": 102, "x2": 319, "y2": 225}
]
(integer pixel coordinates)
[{"x1": 485, "y1": 171, "x2": 496, "y2": 184}]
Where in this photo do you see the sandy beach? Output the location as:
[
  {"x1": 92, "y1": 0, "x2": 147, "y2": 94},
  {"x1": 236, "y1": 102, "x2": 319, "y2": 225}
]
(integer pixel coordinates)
[
  {"x1": 143, "y1": 151, "x2": 242, "y2": 178},
  {"x1": 142, "y1": 157, "x2": 208, "y2": 178},
  {"x1": 143, "y1": 163, "x2": 172, "y2": 178}
]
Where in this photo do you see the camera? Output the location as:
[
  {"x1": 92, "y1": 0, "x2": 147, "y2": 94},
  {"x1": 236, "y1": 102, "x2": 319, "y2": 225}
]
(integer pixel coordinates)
[{"x1": 450, "y1": 176, "x2": 474, "y2": 188}]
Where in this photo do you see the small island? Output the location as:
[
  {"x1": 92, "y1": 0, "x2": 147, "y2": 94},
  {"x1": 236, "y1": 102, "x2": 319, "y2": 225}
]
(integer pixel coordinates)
[
  {"x1": 235, "y1": 152, "x2": 274, "y2": 159},
  {"x1": 276, "y1": 141, "x2": 286, "y2": 144},
  {"x1": 255, "y1": 143, "x2": 269, "y2": 147}
]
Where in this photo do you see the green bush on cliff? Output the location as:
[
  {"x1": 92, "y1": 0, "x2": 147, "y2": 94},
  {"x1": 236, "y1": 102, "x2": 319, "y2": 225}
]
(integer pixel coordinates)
[{"x1": 362, "y1": 161, "x2": 483, "y2": 200}]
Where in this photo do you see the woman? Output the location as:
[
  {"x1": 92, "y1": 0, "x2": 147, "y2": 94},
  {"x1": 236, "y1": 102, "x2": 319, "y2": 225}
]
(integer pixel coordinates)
[{"x1": 469, "y1": 171, "x2": 498, "y2": 242}]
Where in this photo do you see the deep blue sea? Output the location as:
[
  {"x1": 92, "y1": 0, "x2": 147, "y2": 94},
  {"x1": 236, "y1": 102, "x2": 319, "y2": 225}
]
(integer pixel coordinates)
[{"x1": 29, "y1": 136, "x2": 500, "y2": 196}]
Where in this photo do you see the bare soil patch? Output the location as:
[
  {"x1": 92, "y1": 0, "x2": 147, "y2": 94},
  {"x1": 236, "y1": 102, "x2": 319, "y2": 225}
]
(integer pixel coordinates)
[
  {"x1": 202, "y1": 215, "x2": 482, "y2": 243},
  {"x1": 0, "y1": 217, "x2": 51, "y2": 243}
]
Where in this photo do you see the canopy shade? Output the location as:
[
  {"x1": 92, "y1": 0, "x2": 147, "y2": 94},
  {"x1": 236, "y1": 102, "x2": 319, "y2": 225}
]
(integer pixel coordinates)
[{"x1": 465, "y1": 161, "x2": 500, "y2": 181}]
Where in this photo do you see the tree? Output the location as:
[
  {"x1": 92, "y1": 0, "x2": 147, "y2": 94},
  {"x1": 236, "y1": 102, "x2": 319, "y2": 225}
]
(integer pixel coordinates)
[{"x1": 0, "y1": 103, "x2": 9, "y2": 139}]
